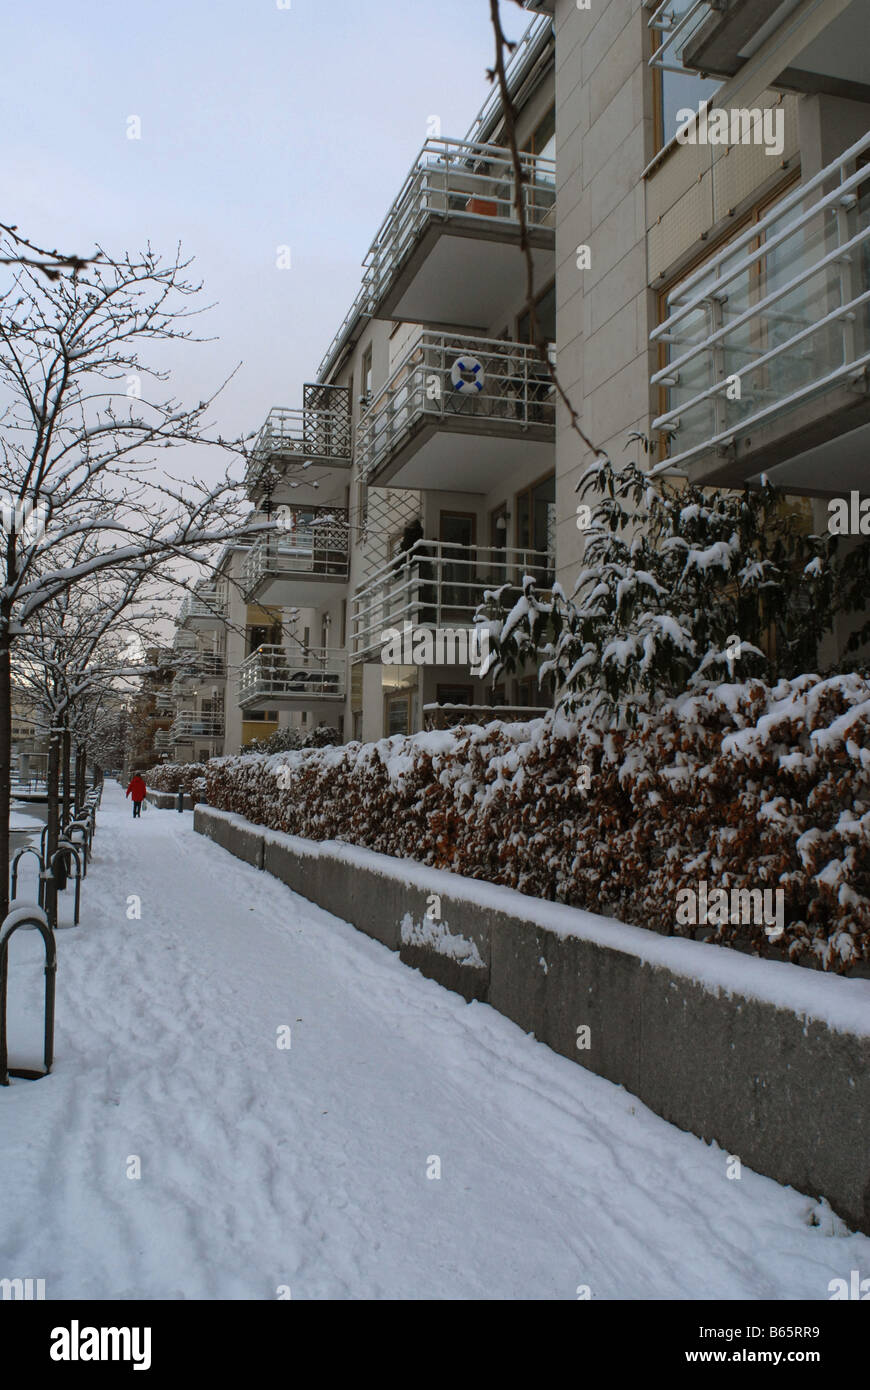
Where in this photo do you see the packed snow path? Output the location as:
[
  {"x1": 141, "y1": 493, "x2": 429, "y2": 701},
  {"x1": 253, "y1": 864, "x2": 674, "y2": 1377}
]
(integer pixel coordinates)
[{"x1": 2, "y1": 782, "x2": 868, "y2": 1300}]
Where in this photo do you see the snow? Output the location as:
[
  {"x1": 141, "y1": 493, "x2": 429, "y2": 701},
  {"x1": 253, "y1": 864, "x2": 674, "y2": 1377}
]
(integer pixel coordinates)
[
  {"x1": 399, "y1": 912, "x2": 484, "y2": 969},
  {"x1": 251, "y1": 811, "x2": 870, "y2": 1038},
  {"x1": 0, "y1": 904, "x2": 50, "y2": 943},
  {"x1": 2, "y1": 780, "x2": 869, "y2": 1300},
  {"x1": 9, "y1": 811, "x2": 46, "y2": 832}
]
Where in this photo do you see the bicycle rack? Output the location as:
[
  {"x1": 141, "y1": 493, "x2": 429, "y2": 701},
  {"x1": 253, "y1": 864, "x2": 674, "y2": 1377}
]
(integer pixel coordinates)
[
  {"x1": 10, "y1": 847, "x2": 46, "y2": 911},
  {"x1": 49, "y1": 843, "x2": 83, "y2": 928},
  {"x1": 66, "y1": 823, "x2": 90, "y2": 874},
  {"x1": 0, "y1": 907, "x2": 56, "y2": 1086}
]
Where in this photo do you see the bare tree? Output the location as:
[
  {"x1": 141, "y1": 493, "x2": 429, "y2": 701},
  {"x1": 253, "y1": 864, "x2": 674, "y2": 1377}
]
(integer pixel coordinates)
[
  {"x1": 14, "y1": 558, "x2": 173, "y2": 920},
  {"x1": 0, "y1": 240, "x2": 257, "y2": 919},
  {"x1": 0, "y1": 221, "x2": 96, "y2": 280}
]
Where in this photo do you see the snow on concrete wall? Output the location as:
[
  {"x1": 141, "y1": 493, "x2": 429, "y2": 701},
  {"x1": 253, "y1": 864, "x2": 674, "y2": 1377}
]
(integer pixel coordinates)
[{"x1": 194, "y1": 803, "x2": 870, "y2": 1236}]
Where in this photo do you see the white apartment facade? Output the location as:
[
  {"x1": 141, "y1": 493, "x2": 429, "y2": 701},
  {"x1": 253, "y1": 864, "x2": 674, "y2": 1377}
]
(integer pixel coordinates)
[{"x1": 169, "y1": 0, "x2": 868, "y2": 754}]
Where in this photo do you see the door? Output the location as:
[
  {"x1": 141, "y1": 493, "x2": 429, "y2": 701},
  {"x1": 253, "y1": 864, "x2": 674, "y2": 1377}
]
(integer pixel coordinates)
[
  {"x1": 439, "y1": 511, "x2": 476, "y2": 614},
  {"x1": 514, "y1": 474, "x2": 555, "y2": 587}
]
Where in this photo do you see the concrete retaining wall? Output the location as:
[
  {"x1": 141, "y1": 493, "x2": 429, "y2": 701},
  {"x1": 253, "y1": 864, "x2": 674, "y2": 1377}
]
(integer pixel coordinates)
[
  {"x1": 194, "y1": 804, "x2": 870, "y2": 1236},
  {"x1": 146, "y1": 791, "x2": 198, "y2": 812}
]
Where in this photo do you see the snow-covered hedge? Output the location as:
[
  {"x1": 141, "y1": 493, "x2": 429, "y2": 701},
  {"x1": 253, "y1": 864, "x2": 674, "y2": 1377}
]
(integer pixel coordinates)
[
  {"x1": 145, "y1": 762, "x2": 208, "y2": 796},
  {"x1": 203, "y1": 674, "x2": 870, "y2": 973}
]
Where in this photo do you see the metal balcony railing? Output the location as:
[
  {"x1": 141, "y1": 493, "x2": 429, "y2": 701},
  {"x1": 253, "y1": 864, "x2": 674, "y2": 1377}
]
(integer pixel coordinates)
[
  {"x1": 465, "y1": 13, "x2": 553, "y2": 141},
  {"x1": 316, "y1": 282, "x2": 373, "y2": 386},
  {"x1": 356, "y1": 333, "x2": 556, "y2": 482},
  {"x1": 242, "y1": 509, "x2": 350, "y2": 597},
  {"x1": 171, "y1": 629, "x2": 198, "y2": 653},
  {"x1": 178, "y1": 588, "x2": 225, "y2": 626},
  {"x1": 171, "y1": 655, "x2": 226, "y2": 698},
  {"x1": 246, "y1": 387, "x2": 352, "y2": 489},
  {"x1": 153, "y1": 689, "x2": 175, "y2": 714},
  {"x1": 169, "y1": 713, "x2": 225, "y2": 742},
  {"x1": 238, "y1": 646, "x2": 346, "y2": 705},
  {"x1": 153, "y1": 730, "x2": 174, "y2": 752},
  {"x1": 651, "y1": 131, "x2": 870, "y2": 471},
  {"x1": 352, "y1": 539, "x2": 555, "y2": 661},
  {"x1": 364, "y1": 137, "x2": 555, "y2": 313}
]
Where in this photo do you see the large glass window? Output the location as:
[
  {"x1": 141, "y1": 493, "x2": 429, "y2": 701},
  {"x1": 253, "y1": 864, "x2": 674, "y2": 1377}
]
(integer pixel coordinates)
[{"x1": 656, "y1": 0, "x2": 720, "y2": 149}]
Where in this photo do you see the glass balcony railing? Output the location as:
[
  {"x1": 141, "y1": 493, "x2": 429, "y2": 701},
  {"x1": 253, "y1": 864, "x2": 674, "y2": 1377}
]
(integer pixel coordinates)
[
  {"x1": 651, "y1": 131, "x2": 870, "y2": 472},
  {"x1": 356, "y1": 332, "x2": 556, "y2": 483}
]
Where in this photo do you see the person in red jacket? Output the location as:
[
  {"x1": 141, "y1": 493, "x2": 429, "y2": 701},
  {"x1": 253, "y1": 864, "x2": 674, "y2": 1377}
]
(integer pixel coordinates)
[{"x1": 126, "y1": 773, "x2": 147, "y2": 818}]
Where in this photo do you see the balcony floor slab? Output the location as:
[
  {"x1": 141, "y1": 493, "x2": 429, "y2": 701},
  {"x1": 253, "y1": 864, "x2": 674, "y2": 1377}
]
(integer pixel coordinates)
[
  {"x1": 245, "y1": 571, "x2": 349, "y2": 608},
  {"x1": 377, "y1": 223, "x2": 554, "y2": 330},
  {"x1": 368, "y1": 417, "x2": 554, "y2": 492}
]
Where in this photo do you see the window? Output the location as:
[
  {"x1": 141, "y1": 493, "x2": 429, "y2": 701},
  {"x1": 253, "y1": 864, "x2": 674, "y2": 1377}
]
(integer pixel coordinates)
[
  {"x1": 517, "y1": 280, "x2": 556, "y2": 350},
  {"x1": 515, "y1": 472, "x2": 555, "y2": 579},
  {"x1": 524, "y1": 105, "x2": 555, "y2": 171},
  {"x1": 515, "y1": 677, "x2": 538, "y2": 707},
  {"x1": 386, "y1": 693, "x2": 411, "y2": 736},
  {"x1": 246, "y1": 623, "x2": 280, "y2": 656},
  {"x1": 654, "y1": 1, "x2": 720, "y2": 151},
  {"x1": 436, "y1": 684, "x2": 473, "y2": 707},
  {"x1": 360, "y1": 345, "x2": 373, "y2": 404}
]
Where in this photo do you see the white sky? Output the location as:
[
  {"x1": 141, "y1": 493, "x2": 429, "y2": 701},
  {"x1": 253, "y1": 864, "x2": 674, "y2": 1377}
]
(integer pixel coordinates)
[{"x1": 3, "y1": 0, "x2": 529, "y2": 482}]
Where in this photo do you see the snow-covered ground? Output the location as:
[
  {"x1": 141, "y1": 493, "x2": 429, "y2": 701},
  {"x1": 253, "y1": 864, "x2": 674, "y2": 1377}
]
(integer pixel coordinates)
[{"x1": 1, "y1": 781, "x2": 867, "y2": 1300}]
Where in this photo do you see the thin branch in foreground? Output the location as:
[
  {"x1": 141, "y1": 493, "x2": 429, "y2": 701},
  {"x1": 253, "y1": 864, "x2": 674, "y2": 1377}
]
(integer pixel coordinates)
[{"x1": 487, "y1": 0, "x2": 606, "y2": 464}]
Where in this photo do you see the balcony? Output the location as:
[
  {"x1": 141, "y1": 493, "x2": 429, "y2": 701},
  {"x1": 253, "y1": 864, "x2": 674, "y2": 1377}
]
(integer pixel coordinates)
[
  {"x1": 242, "y1": 508, "x2": 350, "y2": 606},
  {"x1": 169, "y1": 713, "x2": 225, "y2": 743},
  {"x1": 153, "y1": 730, "x2": 174, "y2": 754},
  {"x1": 171, "y1": 656, "x2": 226, "y2": 698},
  {"x1": 352, "y1": 539, "x2": 555, "y2": 662},
  {"x1": 357, "y1": 333, "x2": 555, "y2": 490},
  {"x1": 178, "y1": 587, "x2": 225, "y2": 630},
  {"x1": 650, "y1": 0, "x2": 868, "y2": 96},
  {"x1": 651, "y1": 132, "x2": 870, "y2": 493},
  {"x1": 245, "y1": 386, "x2": 352, "y2": 500},
  {"x1": 171, "y1": 629, "x2": 198, "y2": 655},
  {"x1": 153, "y1": 689, "x2": 175, "y2": 715},
  {"x1": 364, "y1": 137, "x2": 555, "y2": 329},
  {"x1": 237, "y1": 646, "x2": 346, "y2": 707}
]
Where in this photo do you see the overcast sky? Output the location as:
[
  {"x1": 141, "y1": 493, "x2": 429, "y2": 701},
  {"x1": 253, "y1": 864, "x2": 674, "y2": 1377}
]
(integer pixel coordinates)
[{"x1": 4, "y1": 0, "x2": 528, "y2": 480}]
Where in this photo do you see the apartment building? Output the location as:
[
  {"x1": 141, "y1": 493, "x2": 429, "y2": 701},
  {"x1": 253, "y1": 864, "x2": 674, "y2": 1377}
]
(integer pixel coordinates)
[
  {"x1": 129, "y1": 646, "x2": 176, "y2": 769},
  {"x1": 543, "y1": 0, "x2": 868, "y2": 624},
  {"x1": 10, "y1": 686, "x2": 49, "y2": 784},
  {"x1": 166, "y1": 544, "x2": 324, "y2": 763},
  {"x1": 232, "y1": 11, "x2": 561, "y2": 745},
  {"x1": 169, "y1": 0, "x2": 867, "y2": 753}
]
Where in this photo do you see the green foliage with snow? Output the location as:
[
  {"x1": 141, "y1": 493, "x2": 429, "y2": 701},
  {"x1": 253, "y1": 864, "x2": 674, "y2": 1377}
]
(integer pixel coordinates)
[{"x1": 481, "y1": 458, "x2": 870, "y2": 725}]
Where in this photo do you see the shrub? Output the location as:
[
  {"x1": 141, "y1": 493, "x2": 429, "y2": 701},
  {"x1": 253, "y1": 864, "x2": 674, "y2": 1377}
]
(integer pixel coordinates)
[
  {"x1": 201, "y1": 673, "x2": 870, "y2": 974},
  {"x1": 144, "y1": 761, "x2": 208, "y2": 795}
]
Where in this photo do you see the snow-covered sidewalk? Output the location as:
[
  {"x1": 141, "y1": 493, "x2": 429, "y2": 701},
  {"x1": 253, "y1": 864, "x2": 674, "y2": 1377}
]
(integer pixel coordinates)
[{"x1": 1, "y1": 780, "x2": 867, "y2": 1300}]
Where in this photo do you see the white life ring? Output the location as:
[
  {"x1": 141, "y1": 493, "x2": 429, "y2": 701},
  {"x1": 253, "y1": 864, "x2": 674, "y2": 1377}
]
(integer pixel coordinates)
[{"x1": 450, "y1": 355, "x2": 485, "y2": 394}]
